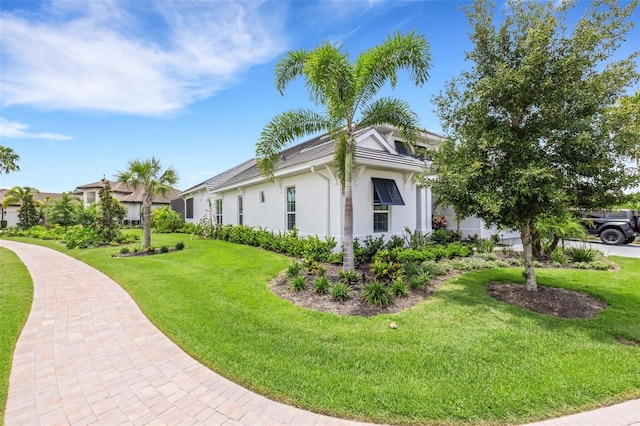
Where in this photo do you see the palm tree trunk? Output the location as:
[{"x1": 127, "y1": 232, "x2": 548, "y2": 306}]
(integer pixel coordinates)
[
  {"x1": 520, "y1": 219, "x2": 537, "y2": 291},
  {"x1": 343, "y1": 140, "x2": 354, "y2": 271},
  {"x1": 143, "y1": 197, "x2": 152, "y2": 249}
]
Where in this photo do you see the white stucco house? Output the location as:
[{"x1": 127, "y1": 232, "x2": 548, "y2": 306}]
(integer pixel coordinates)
[
  {"x1": 180, "y1": 125, "x2": 515, "y2": 246},
  {"x1": 0, "y1": 189, "x2": 63, "y2": 228},
  {"x1": 75, "y1": 180, "x2": 182, "y2": 225}
]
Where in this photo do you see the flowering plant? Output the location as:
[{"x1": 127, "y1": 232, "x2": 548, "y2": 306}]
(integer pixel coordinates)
[{"x1": 432, "y1": 215, "x2": 448, "y2": 230}]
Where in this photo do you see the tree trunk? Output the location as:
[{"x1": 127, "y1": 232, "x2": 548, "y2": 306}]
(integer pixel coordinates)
[
  {"x1": 520, "y1": 220, "x2": 538, "y2": 291},
  {"x1": 343, "y1": 140, "x2": 354, "y2": 271},
  {"x1": 143, "y1": 196, "x2": 152, "y2": 249}
]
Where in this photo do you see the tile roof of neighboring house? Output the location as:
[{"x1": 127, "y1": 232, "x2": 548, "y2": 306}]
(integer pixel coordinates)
[
  {"x1": 75, "y1": 181, "x2": 181, "y2": 204},
  {"x1": 184, "y1": 127, "x2": 436, "y2": 196},
  {"x1": 0, "y1": 189, "x2": 64, "y2": 206}
]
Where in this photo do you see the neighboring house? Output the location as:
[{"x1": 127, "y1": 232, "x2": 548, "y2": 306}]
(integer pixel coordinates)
[
  {"x1": 0, "y1": 189, "x2": 63, "y2": 228},
  {"x1": 75, "y1": 180, "x2": 182, "y2": 225}
]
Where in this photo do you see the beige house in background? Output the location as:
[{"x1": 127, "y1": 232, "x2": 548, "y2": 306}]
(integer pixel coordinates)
[
  {"x1": 0, "y1": 189, "x2": 63, "y2": 228},
  {"x1": 75, "y1": 180, "x2": 182, "y2": 225}
]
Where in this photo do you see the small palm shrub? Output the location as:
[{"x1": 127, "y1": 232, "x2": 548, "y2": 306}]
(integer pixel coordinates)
[
  {"x1": 338, "y1": 269, "x2": 361, "y2": 286},
  {"x1": 289, "y1": 275, "x2": 306, "y2": 292},
  {"x1": 390, "y1": 279, "x2": 408, "y2": 297},
  {"x1": 565, "y1": 244, "x2": 601, "y2": 263},
  {"x1": 287, "y1": 260, "x2": 302, "y2": 279},
  {"x1": 361, "y1": 281, "x2": 393, "y2": 307},
  {"x1": 313, "y1": 276, "x2": 330, "y2": 294},
  {"x1": 550, "y1": 247, "x2": 566, "y2": 264},
  {"x1": 475, "y1": 238, "x2": 495, "y2": 253},
  {"x1": 329, "y1": 282, "x2": 351, "y2": 302},
  {"x1": 409, "y1": 270, "x2": 431, "y2": 289}
]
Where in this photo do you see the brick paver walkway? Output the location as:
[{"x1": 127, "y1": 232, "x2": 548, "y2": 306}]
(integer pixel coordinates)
[
  {"x1": 2, "y1": 239, "x2": 638, "y2": 425},
  {"x1": 1, "y1": 240, "x2": 374, "y2": 425}
]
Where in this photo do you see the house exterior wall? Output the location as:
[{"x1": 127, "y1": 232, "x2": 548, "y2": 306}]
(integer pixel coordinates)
[
  {"x1": 185, "y1": 167, "x2": 431, "y2": 248},
  {"x1": 1, "y1": 206, "x2": 19, "y2": 227},
  {"x1": 441, "y1": 206, "x2": 520, "y2": 242}
]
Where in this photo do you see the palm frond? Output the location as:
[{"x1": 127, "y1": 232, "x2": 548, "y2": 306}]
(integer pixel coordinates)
[
  {"x1": 358, "y1": 97, "x2": 421, "y2": 146},
  {"x1": 256, "y1": 109, "x2": 334, "y2": 178},
  {"x1": 275, "y1": 49, "x2": 310, "y2": 95},
  {"x1": 354, "y1": 31, "x2": 431, "y2": 111}
]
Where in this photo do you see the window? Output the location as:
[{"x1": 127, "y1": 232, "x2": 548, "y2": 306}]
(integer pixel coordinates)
[
  {"x1": 215, "y1": 199, "x2": 223, "y2": 224},
  {"x1": 395, "y1": 140, "x2": 410, "y2": 156},
  {"x1": 237, "y1": 195, "x2": 243, "y2": 225},
  {"x1": 86, "y1": 191, "x2": 96, "y2": 204},
  {"x1": 373, "y1": 190, "x2": 389, "y2": 233},
  {"x1": 371, "y1": 178, "x2": 405, "y2": 205},
  {"x1": 371, "y1": 178, "x2": 404, "y2": 233},
  {"x1": 259, "y1": 191, "x2": 266, "y2": 204},
  {"x1": 186, "y1": 198, "x2": 194, "y2": 219},
  {"x1": 286, "y1": 186, "x2": 296, "y2": 231}
]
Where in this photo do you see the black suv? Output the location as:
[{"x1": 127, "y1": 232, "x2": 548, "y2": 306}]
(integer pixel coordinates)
[{"x1": 576, "y1": 210, "x2": 639, "y2": 245}]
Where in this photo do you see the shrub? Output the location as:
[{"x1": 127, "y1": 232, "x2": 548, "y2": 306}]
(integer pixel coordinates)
[
  {"x1": 313, "y1": 276, "x2": 330, "y2": 294},
  {"x1": 403, "y1": 226, "x2": 429, "y2": 250},
  {"x1": 338, "y1": 269, "x2": 361, "y2": 286},
  {"x1": 175, "y1": 241, "x2": 185, "y2": 250},
  {"x1": 403, "y1": 261, "x2": 420, "y2": 279},
  {"x1": 371, "y1": 258, "x2": 402, "y2": 281},
  {"x1": 327, "y1": 252, "x2": 343, "y2": 265},
  {"x1": 565, "y1": 244, "x2": 601, "y2": 263},
  {"x1": 362, "y1": 281, "x2": 393, "y2": 307},
  {"x1": 385, "y1": 235, "x2": 405, "y2": 250},
  {"x1": 329, "y1": 282, "x2": 350, "y2": 302},
  {"x1": 160, "y1": 245, "x2": 169, "y2": 253},
  {"x1": 64, "y1": 226, "x2": 104, "y2": 249},
  {"x1": 287, "y1": 260, "x2": 302, "y2": 279},
  {"x1": 430, "y1": 228, "x2": 460, "y2": 245},
  {"x1": 304, "y1": 258, "x2": 319, "y2": 275},
  {"x1": 390, "y1": 278, "x2": 409, "y2": 297},
  {"x1": 409, "y1": 271, "x2": 431, "y2": 289},
  {"x1": 289, "y1": 275, "x2": 307, "y2": 292},
  {"x1": 119, "y1": 246, "x2": 130, "y2": 255},
  {"x1": 550, "y1": 247, "x2": 566, "y2": 264},
  {"x1": 475, "y1": 238, "x2": 495, "y2": 253},
  {"x1": 445, "y1": 242, "x2": 473, "y2": 258},
  {"x1": 421, "y1": 260, "x2": 451, "y2": 276}
]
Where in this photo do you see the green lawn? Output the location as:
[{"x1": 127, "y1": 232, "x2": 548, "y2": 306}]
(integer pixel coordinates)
[
  {"x1": 0, "y1": 248, "x2": 33, "y2": 425},
  {"x1": 2, "y1": 233, "x2": 639, "y2": 425}
]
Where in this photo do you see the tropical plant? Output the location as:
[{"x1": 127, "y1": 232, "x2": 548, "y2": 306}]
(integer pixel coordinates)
[
  {"x1": 151, "y1": 206, "x2": 184, "y2": 233},
  {"x1": 115, "y1": 157, "x2": 178, "y2": 249},
  {"x1": 313, "y1": 276, "x2": 330, "y2": 294},
  {"x1": 329, "y1": 282, "x2": 350, "y2": 302},
  {"x1": 256, "y1": 31, "x2": 431, "y2": 272},
  {"x1": 47, "y1": 192, "x2": 82, "y2": 228},
  {"x1": 0, "y1": 145, "x2": 19, "y2": 175},
  {"x1": 289, "y1": 275, "x2": 307, "y2": 292},
  {"x1": 431, "y1": 0, "x2": 639, "y2": 291},
  {"x1": 362, "y1": 281, "x2": 393, "y2": 307}
]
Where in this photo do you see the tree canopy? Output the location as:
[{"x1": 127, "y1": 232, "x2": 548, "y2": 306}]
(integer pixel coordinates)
[
  {"x1": 256, "y1": 31, "x2": 431, "y2": 270},
  {"x1": 431, "y1": 0, "x2": 639, "y2": 290},
  {"x1": 0, "y1": 146, "x2": 20, "y2": 175}
]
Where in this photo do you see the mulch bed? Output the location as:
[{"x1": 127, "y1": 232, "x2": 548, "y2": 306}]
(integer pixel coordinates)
[{"x1": 269, "y1": 261, "x2": 608, "y2": 319}]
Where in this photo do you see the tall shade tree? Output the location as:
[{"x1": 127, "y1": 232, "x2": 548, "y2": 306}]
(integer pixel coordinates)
[
  {"x1": 115, "y1": 157, "x2": 178, "y2": 249},
  {"x1": 1, "y1": 186, "x2": 42, "y2": 229},
  {"x1": 0, "y1": 146, "x2": 20, "y2": 175},
  {"x1": 609, "y1": 91, "x2": 640, "y2": 169},
  {"x1": 431, "y1": 0, "x2": 639, "y2": 291},
  {"x1": 256, "y1": 31, "x2": 431, "y2": 270}
]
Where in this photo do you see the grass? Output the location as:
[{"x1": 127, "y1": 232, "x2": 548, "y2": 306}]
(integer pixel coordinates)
[
  {"x1": 0, "y1": 248, "x2": 33, "y2": 424},
  {"x1": 2, "y1": 232, "x2": 640, "y2": 425}
]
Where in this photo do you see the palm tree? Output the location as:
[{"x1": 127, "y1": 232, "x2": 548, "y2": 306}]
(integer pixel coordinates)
[
  {"x1": 256, "y1": 31, "x2": 431, "y2": 271},
  {"x1": 0, "y1": 146, "x2": 20, "y2": 175},
  {"x1": 1, "y1": 186, "x2": 42, "y2": 229},
  {"x1": 115, "y1": 157, "x2": 178, "y2": 249}
]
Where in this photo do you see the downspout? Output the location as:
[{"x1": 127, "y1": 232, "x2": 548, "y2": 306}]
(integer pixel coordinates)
[{"x1": 310, "y1": 166, "x2": 331, "y2": 237}]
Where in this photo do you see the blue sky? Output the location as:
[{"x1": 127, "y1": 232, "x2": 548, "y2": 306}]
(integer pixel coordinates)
[{"x1": 1, "y1": 0, "x2": 638, "y2": 193}]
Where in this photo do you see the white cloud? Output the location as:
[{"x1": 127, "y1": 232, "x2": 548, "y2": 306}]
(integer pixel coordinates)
[
  {"x1": 0, "y1": 118, "x2": 73, "y2": 140},
  {"x1": 0, "y1": 0, "x2": 286, "y2": 115}
]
